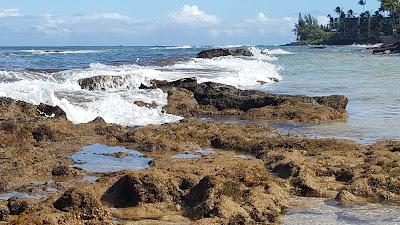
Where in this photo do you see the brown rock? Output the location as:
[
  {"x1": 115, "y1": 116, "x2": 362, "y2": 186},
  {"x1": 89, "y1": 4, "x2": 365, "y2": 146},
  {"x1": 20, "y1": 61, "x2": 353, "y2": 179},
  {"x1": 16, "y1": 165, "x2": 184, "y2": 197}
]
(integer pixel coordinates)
[
  {"x1": 335, "y1": 190, "x2": 359, "y2": 205},
  {"x1": 51, "y1": 165, "x2": 70, "y2": 176},
  {"x1": 151, "y1": 78, "x2": 348, "y2": 123},
  {"x1": 54, "y1": 188, "x2": 105, "y2": 220}
]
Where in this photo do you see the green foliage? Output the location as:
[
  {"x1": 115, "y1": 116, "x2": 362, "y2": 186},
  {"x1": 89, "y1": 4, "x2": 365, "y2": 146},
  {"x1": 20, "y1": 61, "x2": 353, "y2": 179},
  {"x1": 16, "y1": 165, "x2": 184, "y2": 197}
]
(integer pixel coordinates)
[
  {"x1": 380, "y1": 0, "x2": 400, "y2": 13},
  {"x1": 293, "y1": 13, "x2": 327, "y2": 44},
  {"x1": 379, "y1": 0, "x2": 400, "y2": 34}
]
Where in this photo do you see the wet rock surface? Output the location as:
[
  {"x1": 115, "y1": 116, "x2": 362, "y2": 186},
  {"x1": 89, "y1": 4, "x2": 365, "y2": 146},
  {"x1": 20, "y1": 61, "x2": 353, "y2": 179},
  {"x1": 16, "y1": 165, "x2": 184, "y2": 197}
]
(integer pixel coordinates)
[
  {"x1": 372, "y1": 42, "x2": 400, "y2": 54},
  {"x1": 197, "y1": 48, "x2": 253, "y2": 59}
]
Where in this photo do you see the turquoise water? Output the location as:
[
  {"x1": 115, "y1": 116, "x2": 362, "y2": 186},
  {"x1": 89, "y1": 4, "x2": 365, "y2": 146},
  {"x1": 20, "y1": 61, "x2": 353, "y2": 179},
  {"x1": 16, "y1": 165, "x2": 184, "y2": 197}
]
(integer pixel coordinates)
[
  {"x1": 268, "y1": 46, "x2": 400, "y2": 143},
  {"x1": 284, "y1": 197, "x2": 400, "y2": 225},
  {"x1": 0, "y1": 45, "x2": 398, "y2": 143}
]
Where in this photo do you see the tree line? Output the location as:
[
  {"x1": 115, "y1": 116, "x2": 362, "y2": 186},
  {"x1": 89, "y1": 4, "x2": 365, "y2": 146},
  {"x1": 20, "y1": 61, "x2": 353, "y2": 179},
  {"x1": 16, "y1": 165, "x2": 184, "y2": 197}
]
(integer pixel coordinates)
[{"x1": 293, "y1": 0, "x2": 400, "y2": 44}]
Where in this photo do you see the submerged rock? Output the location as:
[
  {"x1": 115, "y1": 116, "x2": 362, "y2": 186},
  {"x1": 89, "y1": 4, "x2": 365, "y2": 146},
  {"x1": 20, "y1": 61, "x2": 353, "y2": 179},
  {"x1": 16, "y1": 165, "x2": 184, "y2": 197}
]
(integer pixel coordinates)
[
  {"x1": 197, "y1": 48, "x2": 253, "y2": 59},
  {"x1": 335, "y1": 190, "x2": 360, "y2": 205},
  {"x1": 0, "y1": 206, "x2": 9, "y2": 221}
]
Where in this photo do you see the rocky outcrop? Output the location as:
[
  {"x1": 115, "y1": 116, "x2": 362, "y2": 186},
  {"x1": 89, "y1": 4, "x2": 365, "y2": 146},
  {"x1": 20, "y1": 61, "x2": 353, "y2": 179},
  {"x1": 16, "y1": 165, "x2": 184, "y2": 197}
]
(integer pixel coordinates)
[
  {"x1": 371, "y1": 42, "x2": 400, "y2": 54},
  {"x1": 54, "y1": 188, "x2": 107, "y2": 220},
  {"x1": 78, "y1": 75, "x2": 136, "y2": 91},
  {"x1": 1, "y1": 92, "x2": 400, "y2": 224},
  {"x1": 197, "y1": 48, "x2": 253, "y2": 59},
  {"x1": 101, "y1": 153, "x2": 288, "y2": 224},
  {"x1": 123, "y1": 121, "x2": 400, "y2": 204},
  {"x1": 0, "y1": 97, "x2": 66, "y2": 120},
  {"x1": 143, "y1": 77, "x2": 348, "y2": 123}
]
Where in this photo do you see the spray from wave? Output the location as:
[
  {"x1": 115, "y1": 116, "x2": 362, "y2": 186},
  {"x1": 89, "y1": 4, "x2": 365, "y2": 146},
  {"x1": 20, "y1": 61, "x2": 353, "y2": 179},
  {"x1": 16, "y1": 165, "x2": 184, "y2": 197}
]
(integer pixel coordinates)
[{"x1": 261, "y1": 48, "x2": 293, "y2": 55}]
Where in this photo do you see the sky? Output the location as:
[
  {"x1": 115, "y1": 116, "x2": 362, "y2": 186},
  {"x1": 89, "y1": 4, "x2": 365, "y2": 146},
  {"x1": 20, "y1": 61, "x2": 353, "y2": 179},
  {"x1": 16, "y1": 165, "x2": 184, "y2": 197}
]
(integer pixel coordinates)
[{"x1": 0, "y1": 0, "x2": 381, "y2": 46}]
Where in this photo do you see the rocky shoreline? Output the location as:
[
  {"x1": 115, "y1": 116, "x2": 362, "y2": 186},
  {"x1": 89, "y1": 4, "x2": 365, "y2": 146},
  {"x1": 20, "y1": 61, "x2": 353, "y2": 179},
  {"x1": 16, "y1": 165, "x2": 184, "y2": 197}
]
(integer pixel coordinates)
[{"x1": 1, "y1": 54, "x2": 399, "y2": 224}]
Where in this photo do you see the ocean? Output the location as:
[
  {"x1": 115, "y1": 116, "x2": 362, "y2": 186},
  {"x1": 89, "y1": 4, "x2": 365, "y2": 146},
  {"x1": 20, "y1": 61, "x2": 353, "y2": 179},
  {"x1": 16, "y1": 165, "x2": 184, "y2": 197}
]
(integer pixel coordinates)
[{"x1": 0, "y1": 45, "x2": 399, "y2": 143}]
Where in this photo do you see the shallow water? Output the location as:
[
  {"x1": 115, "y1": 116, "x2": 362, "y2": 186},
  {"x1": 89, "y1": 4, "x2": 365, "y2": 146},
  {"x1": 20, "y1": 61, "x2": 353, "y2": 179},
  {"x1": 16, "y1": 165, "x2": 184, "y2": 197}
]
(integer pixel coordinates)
[
  {"x1": 0, "y1": 191, "x2": 46, "y2": 200},
  {"x1": 173, "y1": 149, "x2": 215, "y2": 159},
  {"x1": 284, "y1": 197, "x2": 400, "y2": 225},
  {"x1": 71, "y1": 144, "x2": 152, "y2": 173},
  {"x1": 267, "y1": 45, "x2": 400, "y2": 143}
]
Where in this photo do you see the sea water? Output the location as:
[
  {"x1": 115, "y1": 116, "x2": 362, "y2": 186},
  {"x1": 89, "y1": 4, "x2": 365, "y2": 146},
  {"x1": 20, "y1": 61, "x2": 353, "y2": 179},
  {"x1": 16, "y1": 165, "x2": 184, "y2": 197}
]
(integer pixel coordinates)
[{"x1": 0, "y1": 45, "x2": 398, "y2": 143}]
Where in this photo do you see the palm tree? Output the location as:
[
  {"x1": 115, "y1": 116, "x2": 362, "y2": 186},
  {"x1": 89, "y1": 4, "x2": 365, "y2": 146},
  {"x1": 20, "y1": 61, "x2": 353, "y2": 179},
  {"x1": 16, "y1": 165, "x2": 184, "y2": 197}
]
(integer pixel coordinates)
[
  {"x1": 379, "y1": 0, "x2": 400, "y2": 34},
  {"x1": 358, "y1": 0, "x2": 367, "y2": 11},
  {"x1": 335, "y1": 7, "x2": 342, "y2": 16},
  {"x1": 347, "y1": 9, "x2": 355, "y2": 17}
]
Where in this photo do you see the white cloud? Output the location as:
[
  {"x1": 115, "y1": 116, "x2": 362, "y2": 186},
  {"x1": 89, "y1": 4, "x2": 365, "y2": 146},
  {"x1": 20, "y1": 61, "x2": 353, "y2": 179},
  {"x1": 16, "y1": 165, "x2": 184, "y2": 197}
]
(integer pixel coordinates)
[
  {"x1": 168, "y1": 5, "x2": 218, "y2": 25},
  {"x1": 317, "y1": 15, "x2": 330, "y2": 25},
  {"x1": 0, "y1": 9, "x2": 22, "y2": 17},
  {"x1": 246, "y1": 12, "x2": 269, "y2": 24},
  {"x1": 32, "y1": 12, "x2": 132, "y2": 35},
  {"x1": 0, "y1": 8, "x2": 298, "y2": 45},
  {"x1": 78, "y1": 13, "x2": 130, "y2": 22}
]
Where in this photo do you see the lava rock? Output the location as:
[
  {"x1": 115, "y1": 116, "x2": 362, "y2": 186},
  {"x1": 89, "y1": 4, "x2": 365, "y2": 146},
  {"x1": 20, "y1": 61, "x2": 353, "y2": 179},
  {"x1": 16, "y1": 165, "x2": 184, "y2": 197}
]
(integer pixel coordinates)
[
  {"x1": 197, "y1": 48, "x2": 253, "y2": 59},
  {"x1": 7, "y1": 198, "x2": 28, "y2": 215},
  {"x1": 0, "y1": 206, "x2": 9, "y2": 221},
  {"x1": 37, "y1": 103, "x2": 66, "y2": 118}
]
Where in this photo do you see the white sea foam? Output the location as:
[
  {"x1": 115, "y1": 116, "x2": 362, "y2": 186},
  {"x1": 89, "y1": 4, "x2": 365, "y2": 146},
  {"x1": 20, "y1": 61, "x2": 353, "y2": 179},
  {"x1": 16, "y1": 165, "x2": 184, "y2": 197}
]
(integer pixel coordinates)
[
  {"x1": 151, "y1": 45, "x2": 193, "y2": 50},
  {"x1": 351, "y1": 43, "x2": 383, "y2": 48},
  {"x1": 215, "y1": 45, "x2": 244, "y2": 48},
  {"x1": 165, "y1": 56, "x2": 282, "y2": 88},
  {"x1": 21, "y1": 50, "x2": 103, "y2": 55},
  {"x1": 261, "y1": 48, "x2": 293, "y2": 55}
]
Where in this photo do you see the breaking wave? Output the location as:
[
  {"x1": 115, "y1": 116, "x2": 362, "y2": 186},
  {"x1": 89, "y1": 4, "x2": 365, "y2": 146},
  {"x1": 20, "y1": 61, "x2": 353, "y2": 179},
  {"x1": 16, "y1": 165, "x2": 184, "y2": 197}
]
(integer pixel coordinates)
[
  {"x1": 351, "y1": 43, "x2": 383, "y2": 48},
  {"x1": 0, "y1": 47, "x2": 282, "y2": 127},
  {"x1": 261, "y1": 48, "x2": 293, "y2": 55},
  {"x1": 150, "y1": 45, "x2": 193, "y2": 50}
]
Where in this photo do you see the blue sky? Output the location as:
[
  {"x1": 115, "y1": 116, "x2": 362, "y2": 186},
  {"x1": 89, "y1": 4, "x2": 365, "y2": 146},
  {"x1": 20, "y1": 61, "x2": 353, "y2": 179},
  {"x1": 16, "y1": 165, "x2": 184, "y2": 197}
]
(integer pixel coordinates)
[{"x1": 0, "y1": 0, "x2": 380, "y2": 46}]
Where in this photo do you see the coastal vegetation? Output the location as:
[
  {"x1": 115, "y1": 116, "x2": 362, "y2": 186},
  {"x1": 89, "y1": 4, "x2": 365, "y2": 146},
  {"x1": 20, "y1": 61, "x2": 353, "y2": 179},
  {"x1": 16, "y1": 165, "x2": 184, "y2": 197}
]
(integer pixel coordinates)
[
  {"x1": 293, "y1": 0, "x2": 400, "y2": 44},
  {"x1": 293, "y1": 13, "x2": 328, "y2": 45}
]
